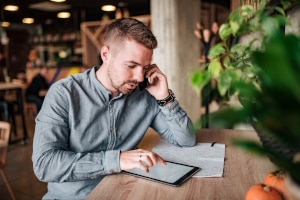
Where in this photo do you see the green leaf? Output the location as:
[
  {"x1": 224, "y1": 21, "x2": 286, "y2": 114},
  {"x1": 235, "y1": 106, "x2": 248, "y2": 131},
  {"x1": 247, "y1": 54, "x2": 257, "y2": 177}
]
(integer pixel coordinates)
[
  {"x1": 228, "y1": 8, "x2": 240, "y2": 21},
  {"x1": 208, "y1": 59, "x2": 222, "y2": 79},
  {"x1": 188, "y1": 70, "x2": 211, "y2": 94},
  {"x1": 217, "y1": 70, "x2": 232, "y2": 96},
  {"x1": 208, "y1": 43, "x2": 225, "y2": 59},
  {"x1": 222, "y1": 56, "x2": 232, "y2": 69},
  {"x1": 229, "y1": 20, "x2": 240, "y2": 35},
  {"x1": 219, "y1": 23, "x2": 232, "y2": 41},
  {"x1": 274, "y1": 6, "x2": 286, "y2": 17},
  {"x1": 240, "y1": 5, "x2": 254, "y2": 17},
  {"x1": 230, "y1": 43, "x2": 246, "y2": 54}
]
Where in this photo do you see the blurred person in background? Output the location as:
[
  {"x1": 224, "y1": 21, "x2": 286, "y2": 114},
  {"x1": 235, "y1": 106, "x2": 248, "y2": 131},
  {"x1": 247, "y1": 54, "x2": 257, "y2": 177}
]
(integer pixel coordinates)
[{"x1": 25, "y1": 65, "x2": 49, "y2": 112}]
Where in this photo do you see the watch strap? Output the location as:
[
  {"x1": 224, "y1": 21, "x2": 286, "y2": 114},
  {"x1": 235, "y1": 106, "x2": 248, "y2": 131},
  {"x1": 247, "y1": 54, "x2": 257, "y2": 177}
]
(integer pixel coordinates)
[{"x1": 156, "y1": 89, "x2": 175, "y2": 106}]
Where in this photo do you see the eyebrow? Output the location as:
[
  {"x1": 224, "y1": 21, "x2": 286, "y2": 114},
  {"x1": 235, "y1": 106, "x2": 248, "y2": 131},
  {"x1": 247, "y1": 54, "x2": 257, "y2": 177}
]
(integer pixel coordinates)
[{"x1": 126, "y1": 61, "x2": 140, "y2": 65}]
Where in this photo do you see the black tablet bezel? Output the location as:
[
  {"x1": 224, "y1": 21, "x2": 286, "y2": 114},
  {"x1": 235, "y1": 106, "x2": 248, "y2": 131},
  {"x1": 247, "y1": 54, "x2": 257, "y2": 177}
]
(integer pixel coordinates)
[{"x1": 122, "y1": 161, "x2": 200, "y2": 187}]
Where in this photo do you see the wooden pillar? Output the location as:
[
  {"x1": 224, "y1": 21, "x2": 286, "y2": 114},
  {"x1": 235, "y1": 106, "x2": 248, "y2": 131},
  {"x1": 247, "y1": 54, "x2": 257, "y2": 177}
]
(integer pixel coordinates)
[
  {"x1": 81, "y1": 22, "x2": 101, "y2": 67},
  {"x1": 150, "y1": 0, "x2": 201, "y2": 122}
]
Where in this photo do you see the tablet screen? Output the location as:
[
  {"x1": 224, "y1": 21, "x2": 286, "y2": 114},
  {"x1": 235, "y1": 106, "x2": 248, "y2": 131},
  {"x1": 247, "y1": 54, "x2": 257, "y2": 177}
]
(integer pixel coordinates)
[{"x1": 122, "y1": 161, "x2": 200, "y2": 186}]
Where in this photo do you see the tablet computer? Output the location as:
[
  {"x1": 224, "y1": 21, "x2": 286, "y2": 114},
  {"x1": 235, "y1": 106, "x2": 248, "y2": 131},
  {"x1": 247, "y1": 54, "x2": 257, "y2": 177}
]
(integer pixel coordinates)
[{"x1": 122, "y1": 161, "x2": 200, "y2": 187}]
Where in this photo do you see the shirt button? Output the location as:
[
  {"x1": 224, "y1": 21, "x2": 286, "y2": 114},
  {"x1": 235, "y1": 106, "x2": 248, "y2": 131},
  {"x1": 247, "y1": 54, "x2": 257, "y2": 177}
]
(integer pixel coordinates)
[{"x1": 109, "y1": 104, "x2": 113, "y2": 108}]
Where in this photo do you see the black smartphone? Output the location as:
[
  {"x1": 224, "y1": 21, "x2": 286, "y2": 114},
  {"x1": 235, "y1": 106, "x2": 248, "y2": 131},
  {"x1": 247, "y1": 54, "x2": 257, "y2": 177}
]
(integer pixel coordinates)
[{"x1": 139, "y1": 77, "x2": 149, "y2": 90}]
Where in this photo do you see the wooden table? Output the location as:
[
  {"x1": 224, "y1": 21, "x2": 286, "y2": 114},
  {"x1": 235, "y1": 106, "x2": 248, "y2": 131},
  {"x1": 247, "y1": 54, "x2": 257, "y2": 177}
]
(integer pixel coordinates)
[
  {"x1": 86, "y1": 129, "x2": 276, "y2": 200},
  {"x1": 0, "y1": 82, "x2": 28, "y2": 144}
]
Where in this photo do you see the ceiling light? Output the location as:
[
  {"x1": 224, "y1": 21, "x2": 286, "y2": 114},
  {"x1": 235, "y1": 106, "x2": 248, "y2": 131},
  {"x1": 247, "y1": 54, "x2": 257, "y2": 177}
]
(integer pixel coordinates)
[
  {"x1": 22, "y1": 18, "x2": 35, "y2": 24},
  {"x1": 4, "y1": 5, "x2": 19, "y2": 11},
  {"x1": 50, "y1": 0, "x2": 66, "y2": 2},
  {"x1": 58, "y1": 50, "x2": 68, "y2": 58},
  {"x1": 101, "y1": 5, "x2": 116, "y2": 12},
  {"x1": 1, "y1": 22, "x2": 10, "y2": 27},
  {"x1": 57, "y1": 12, "x2": 71, "y2": 18}
]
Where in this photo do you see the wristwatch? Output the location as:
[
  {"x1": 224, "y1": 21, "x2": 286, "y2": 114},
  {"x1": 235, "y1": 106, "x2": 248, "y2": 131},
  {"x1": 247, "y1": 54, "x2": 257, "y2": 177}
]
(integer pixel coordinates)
[{"x1": 156, "y1": 89, "x2": 175, "y2": 106}]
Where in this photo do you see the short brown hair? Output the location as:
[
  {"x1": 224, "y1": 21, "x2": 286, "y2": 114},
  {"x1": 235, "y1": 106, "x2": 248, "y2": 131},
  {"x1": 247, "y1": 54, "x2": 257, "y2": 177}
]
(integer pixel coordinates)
[{"x1": 104, "y1": 18, "x2": 157, "y2": 49}]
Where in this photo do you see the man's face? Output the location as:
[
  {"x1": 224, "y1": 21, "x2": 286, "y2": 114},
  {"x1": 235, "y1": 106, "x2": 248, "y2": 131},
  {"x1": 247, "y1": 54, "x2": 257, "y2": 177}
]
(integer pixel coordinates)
[{"x1": 105, "y1": 39, "x2": 153, "y2": 95}]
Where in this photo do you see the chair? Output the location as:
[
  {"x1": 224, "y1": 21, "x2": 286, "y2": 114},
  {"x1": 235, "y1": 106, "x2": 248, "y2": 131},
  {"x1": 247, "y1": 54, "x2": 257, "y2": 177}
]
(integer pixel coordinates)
[
  {"x1": 0, "y1": 121, "x2": 16, "y2": 200},
  {"x1": 0, "y1": 101, "x2": 17, "y2": 138}
]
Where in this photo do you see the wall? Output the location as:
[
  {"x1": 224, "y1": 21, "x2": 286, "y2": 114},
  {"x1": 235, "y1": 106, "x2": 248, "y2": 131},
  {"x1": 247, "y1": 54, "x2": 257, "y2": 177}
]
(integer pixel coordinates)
[{"x1": 286, "y1": 5, "x2": 300, "y2": 35}]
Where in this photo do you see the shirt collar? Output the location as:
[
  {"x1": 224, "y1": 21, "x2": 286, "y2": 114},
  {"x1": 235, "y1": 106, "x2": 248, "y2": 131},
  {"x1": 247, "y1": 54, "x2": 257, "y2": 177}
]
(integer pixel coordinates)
[{"x1": 90, "y1": 66, "x2": 124, "y2": 100}]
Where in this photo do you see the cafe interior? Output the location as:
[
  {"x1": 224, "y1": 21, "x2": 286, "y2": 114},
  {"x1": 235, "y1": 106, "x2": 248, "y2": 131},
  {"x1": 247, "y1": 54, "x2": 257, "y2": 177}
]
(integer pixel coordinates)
[{"x1": 0, "y1": 0, "x2": 299, "y2": 199}]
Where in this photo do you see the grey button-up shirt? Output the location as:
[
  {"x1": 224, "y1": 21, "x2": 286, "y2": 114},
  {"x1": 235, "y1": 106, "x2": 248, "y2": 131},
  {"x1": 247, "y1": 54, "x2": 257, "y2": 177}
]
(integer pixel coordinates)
[{"x1": 32, "y1": 66, "x2": 196, "y2": 199}]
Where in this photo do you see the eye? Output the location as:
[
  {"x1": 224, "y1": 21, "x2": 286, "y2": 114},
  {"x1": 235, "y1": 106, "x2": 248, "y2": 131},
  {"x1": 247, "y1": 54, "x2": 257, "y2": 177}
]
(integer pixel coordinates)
[{"x1": 126, "y1": 64, "x2": 136, "y2": 69}]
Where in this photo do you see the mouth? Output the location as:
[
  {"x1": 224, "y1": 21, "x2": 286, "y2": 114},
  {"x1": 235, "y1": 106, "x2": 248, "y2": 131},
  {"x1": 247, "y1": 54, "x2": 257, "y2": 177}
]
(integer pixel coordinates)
[{"x1": 126, "y1": 82, "x2": 138, "y2": 90}]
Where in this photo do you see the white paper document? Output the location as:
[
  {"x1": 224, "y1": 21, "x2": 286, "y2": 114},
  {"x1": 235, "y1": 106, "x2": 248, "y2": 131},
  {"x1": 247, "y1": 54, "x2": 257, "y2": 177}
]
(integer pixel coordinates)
[{"x1": 152, "y1": 140, "x2": 226, "y2": 177}]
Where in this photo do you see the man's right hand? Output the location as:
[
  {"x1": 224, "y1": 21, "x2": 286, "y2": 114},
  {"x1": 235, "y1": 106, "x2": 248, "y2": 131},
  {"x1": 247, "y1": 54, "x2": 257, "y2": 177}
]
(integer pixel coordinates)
[{"x1": 120, "y1": 149, "x2": 166, "y2": 173}]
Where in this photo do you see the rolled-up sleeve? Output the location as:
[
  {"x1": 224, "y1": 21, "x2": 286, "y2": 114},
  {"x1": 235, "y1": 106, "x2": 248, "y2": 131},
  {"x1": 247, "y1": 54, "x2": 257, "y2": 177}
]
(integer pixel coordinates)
[{"x1": 152, "y1": 100, "x2": 196, "y2": 147}]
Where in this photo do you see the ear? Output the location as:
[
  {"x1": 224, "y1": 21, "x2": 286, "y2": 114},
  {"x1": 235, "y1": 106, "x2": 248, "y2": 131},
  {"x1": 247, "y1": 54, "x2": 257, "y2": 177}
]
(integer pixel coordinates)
[{"x1": 100, "y1": 46, "x2": 110, "y2": 63}]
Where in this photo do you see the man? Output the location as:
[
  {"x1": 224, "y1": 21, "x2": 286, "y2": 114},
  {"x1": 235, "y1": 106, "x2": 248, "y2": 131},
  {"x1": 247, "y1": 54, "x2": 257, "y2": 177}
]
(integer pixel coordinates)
[{"x1": 32, "y1": 18, "x2": 196, "y2": 199}]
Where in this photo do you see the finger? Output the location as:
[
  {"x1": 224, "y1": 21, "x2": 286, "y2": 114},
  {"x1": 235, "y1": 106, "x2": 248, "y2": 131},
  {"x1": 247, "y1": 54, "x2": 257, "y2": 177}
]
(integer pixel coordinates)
[
  {"x1": 137, "y1": 160, "x2": 150, "y2": 173},
  {"x1": 139, "y1": 155, "x2": 154, "y2": 167},
  {"x1": 140, "y1": 152, "x2": 166, "y2": 167},
  {"x1": 147, "y1": 72, "x2": 158, "y2": 85},
  {"x1": 157, "y1": 156, "x2": 167, "y2": 166},
  {"x1": 147, "y1": 63, "x2": 158, "y2": 71},
  {"x1": 135, "y1": 149, "x2": 166, "y2": 167},
  {"x1": 150, "y1": 152, "x2": 167, "y2": 166},
  {"x1": 145, "y1": 64, "x2": 160, "y2": 76}
]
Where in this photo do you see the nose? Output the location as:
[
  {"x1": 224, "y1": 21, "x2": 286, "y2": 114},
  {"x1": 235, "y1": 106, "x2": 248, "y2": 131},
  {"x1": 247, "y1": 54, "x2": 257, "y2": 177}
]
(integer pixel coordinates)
[{"x1": 134, "y1": 67, "x2": 145, "y2": 82}]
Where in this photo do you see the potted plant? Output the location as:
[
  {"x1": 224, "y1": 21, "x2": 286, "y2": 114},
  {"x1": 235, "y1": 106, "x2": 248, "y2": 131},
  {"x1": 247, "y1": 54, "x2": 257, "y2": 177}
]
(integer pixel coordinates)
[{"x1": 189, "y1": 0, "x2": 300, "y2": 198}]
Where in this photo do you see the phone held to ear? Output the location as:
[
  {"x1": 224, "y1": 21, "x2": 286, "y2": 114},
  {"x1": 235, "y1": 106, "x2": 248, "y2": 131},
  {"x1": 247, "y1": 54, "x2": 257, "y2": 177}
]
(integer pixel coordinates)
[{"x1": 139, "y1": 77, "x2": 149, "y2": 90}]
